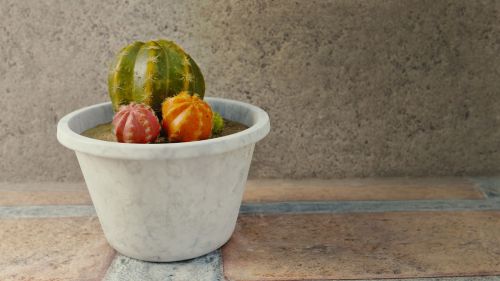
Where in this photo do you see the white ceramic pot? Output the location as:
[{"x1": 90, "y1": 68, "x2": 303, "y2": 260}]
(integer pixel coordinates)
[{"x1": 57, "y1": 97, "x2": 270, "y2": 262}]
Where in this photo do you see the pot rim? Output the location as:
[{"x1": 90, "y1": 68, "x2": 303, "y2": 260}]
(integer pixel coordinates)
[{"x1": 57, "y1": 97, "x2": 270, "y2": 159}]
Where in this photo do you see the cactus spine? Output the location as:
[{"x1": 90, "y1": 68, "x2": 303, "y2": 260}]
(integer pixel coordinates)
[{"x1": 108, "y1": 39, "x2": 205, "y2": 116}]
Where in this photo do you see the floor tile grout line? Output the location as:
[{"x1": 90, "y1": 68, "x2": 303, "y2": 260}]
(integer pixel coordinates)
[
  {"x1": 2, "y1": 198, "x2": 500, "y2": 218},
  {"x1": 0, "y1": 205, "x2": 97, "y2": 218},
  {"x1": 240, "y1": 198, "x2": 500, "y2": 214}
]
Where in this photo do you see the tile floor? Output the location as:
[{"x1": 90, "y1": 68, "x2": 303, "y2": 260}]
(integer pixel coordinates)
[
  {"x1": 223, "y1": 212, "x2": 500, "y2": 280},
  {"x1": 0, "y1": 217, "x2": 114, "y2": 280},
  {"x1": 0, "y1": 177, "x2": 499, "y2": 281}
]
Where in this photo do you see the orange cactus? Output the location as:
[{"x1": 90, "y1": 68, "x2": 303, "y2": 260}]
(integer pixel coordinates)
[{"x1": 161, "y1": 92, "x2": 213, "y2": 142}]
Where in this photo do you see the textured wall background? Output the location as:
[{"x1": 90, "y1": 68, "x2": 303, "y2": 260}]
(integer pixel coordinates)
[{"x1": 1, "y1": 0, "x2": 499, "y2": 182}]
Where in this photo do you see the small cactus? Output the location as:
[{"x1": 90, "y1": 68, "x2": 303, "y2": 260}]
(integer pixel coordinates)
[
  {"x1": 161, "y1": 92, "x2": 213, "y2": 142},
  {"x1": 212, "y1": 112, "x2": 224, "y2": 135},
  {"x1": 108, "y1": 39, "x2": 205, "y2": 117},
  {"x1": 112, "y1": 103, "x2": 161, "y2": 143}
]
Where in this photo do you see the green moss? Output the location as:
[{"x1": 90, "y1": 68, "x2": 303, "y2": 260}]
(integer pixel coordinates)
[{"x1": 212, "y1": 112, "x2": 224, "y2": 135}]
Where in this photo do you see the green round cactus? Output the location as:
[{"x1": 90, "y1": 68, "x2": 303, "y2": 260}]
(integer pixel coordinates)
[{"x1": 108, "y1": 39, "x2": 205, "y2": 116}]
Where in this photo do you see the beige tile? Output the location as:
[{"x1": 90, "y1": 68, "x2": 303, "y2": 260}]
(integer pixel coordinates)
[
  {"x1": 223, "y1": 211, "x2": 500, "y2": 281},
  {"x1": 244, "y1": 178, "x2": 484, "y2": 202},
  {"x1": 0, "y1": 190, "x2": 92, "y2": 206},
  {"x1": 0, "y1": 178, "x2": 484, "y2": 206},
  {"x1": 0, "y1": 182, "x2": 91, "y2": 206},
  {"x1": 0, "y1": 217, "x2": 115, "y2": 281}
]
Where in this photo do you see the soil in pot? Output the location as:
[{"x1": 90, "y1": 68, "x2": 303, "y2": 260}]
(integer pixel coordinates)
[{"x1": 81, "y1": 119, "x2": 248, "y2": 143}]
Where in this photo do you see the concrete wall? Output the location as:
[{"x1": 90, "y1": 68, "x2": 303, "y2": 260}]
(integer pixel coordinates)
[{"x1": 1, "y1": 0, "x2": 499, "y2": 182}]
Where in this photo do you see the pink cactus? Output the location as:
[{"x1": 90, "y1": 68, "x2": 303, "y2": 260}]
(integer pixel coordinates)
[{"x1": 112, "y1": 103, "x2": 161, "y2": 143}]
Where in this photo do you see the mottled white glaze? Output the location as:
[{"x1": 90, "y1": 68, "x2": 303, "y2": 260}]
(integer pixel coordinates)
[{"x1": 57, "y1": 97, "x2": 270, "y2": 262}]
